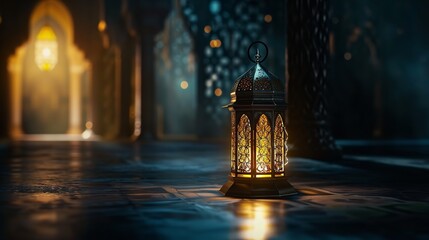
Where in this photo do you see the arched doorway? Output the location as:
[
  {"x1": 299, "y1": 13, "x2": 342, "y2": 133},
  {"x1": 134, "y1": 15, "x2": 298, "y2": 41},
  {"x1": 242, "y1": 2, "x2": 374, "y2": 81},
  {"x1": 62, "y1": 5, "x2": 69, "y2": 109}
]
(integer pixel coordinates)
[{"x1": 8, "y1": 0, "x2": 91, "y2": 139}]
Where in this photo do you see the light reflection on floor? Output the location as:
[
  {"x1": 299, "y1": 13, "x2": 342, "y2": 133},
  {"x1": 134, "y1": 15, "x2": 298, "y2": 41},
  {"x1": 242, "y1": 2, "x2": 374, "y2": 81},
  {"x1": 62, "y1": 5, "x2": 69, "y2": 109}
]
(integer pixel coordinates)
[{"x1": 235, "y1": 200, "x2": 284, "y2": 240}]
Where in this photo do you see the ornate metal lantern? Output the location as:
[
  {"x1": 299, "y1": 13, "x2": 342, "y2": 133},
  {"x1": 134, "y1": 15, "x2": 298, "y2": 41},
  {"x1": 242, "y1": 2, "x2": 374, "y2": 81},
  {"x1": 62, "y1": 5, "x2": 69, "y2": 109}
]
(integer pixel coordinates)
[{"x1": 220, "y1": 41, "x2": 296, "y2": 198}]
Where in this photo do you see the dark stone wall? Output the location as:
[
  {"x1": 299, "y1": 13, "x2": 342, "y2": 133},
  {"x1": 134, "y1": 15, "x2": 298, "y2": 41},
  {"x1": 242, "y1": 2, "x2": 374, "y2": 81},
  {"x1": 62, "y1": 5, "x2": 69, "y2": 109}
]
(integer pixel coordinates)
[{"x1": 330, "y1": 0, "x2": 429, "y2": 139}]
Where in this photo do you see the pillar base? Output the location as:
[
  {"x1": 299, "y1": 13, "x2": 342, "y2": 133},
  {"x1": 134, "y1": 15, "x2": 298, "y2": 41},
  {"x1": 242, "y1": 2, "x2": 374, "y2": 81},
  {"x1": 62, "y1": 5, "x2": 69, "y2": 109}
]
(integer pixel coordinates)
[
  {"x1": 67, "y1": 127, "x2": 81, "y2": 135},
  {"x1": 220, "y1": 176, "x2": 297, "y2": 198}
]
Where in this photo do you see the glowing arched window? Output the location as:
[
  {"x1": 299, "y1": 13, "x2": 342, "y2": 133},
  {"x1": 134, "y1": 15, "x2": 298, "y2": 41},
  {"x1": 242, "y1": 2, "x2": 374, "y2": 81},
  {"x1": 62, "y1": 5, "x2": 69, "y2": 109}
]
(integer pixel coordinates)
[
  {"x1": 274, "y1": 115, "x2": 285, "y2": 172},
  {"x1": 35, "y1": 25, "x2": 58, "y2": 71},
  {"x1": 256, "y1": 114, "x2": 271, "y2": 173},
  {"x1": 237, "y1": 114, "x2": 251, "y2": 173}
]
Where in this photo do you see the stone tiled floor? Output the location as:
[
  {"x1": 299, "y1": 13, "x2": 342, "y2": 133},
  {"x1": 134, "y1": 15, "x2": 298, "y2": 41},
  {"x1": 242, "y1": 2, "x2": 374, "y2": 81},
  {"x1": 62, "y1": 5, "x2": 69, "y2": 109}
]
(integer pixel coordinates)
[{"x1": 1, "y1": 141, "x2": 429, "y2": 239}]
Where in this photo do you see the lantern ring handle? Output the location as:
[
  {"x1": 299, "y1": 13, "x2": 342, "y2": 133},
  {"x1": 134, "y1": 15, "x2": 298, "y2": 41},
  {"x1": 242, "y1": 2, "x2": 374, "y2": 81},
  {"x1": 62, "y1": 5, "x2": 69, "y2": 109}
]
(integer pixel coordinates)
[{"x1": 247, "y1": 41, "x2": 268, "y2": 63}]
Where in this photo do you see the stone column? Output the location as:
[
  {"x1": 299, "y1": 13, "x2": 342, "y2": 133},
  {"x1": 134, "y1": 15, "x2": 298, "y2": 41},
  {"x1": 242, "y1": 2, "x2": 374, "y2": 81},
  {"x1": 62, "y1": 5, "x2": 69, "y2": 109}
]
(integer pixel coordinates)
[
  {"x1": 7, "y1": 47, "x2": 25, "y2": 138},
  {"x1": 287, "y1": 0, "x2": 341, "y2": 159},
  {"x1": 134, "y1": 1, "x2": 171, "y2": 140},
  {"x1": 67, "y1": 64, "x2": 82, "y2": 134},
  {"x1": 133, "y1": 40, "x2": 142, "y2": 139}
]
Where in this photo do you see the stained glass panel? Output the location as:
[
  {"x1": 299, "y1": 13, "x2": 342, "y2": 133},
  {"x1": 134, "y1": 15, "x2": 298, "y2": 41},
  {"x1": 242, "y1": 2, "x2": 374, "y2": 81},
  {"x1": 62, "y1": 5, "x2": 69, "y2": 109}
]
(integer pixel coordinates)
[
  {"x1": 274, "y1": 114, "x2": 285, "y2": 172},
  {"x1": 256, "y1": 114, "x2": 271, "y2": 173},
  {"x1": 237, "y1": 114, "x2": 251, "y2": 173},
  {"x1": 231, "y1": 112, "x2": 236, "y2": 171}
]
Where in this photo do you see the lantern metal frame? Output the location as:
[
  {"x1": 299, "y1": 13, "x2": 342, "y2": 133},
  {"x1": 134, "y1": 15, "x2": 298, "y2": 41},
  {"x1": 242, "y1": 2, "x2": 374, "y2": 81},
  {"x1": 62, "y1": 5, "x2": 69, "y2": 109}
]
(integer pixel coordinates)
[{"x1": 220, "y1": 41, "x2": 296, "y2": 198}]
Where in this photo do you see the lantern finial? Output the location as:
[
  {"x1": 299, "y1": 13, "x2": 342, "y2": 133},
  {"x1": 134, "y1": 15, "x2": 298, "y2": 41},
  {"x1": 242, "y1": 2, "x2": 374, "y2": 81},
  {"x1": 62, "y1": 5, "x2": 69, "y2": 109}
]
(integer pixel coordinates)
[
  {"x1": 255, "y1": 48, "x2": 261, "y2": 62},
  {"x1": 247, "y1": 41, "x2": 268, "y2": 63}
]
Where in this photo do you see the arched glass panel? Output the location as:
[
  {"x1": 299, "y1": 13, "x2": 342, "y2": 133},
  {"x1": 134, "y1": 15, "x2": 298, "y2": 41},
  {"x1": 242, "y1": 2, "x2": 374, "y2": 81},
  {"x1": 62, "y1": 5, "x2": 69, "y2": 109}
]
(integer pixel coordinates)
[
  {"x1": 237, "y1": 114, "x2": 251, "y2": 173},
  {"x1": 231, "y1": 112, "x2": 236, "y2": 172},
  {"x1": 256, "y1": 114, "x2": 271, "y2": 173},
  {"x1": 274, "y1": 115, "x2": 285, "y2": 172}
]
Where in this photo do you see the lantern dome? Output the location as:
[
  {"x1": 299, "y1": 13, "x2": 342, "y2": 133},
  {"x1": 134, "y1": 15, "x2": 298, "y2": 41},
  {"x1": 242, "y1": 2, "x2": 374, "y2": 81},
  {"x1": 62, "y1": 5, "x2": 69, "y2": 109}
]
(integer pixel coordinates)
[{"x1": 230, "y1": 62, "x2": 285, "y2": 105}]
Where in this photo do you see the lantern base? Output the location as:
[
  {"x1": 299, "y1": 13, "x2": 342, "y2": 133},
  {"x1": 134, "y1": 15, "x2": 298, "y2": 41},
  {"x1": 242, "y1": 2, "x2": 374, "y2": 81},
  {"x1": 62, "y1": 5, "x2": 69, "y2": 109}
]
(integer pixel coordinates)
[{"x1": 220, "y1": 176, "x2": 297, "y2": 198}]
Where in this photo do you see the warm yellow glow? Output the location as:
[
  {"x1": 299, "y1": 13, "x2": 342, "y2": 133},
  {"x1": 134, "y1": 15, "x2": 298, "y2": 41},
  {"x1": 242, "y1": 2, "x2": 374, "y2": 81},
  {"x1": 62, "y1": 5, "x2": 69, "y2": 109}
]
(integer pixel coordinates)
[
  {"x1": 81, "y1": 129, "x2": 93, "y2": 139},
  {"x1": 98, "y1": 20, "x2": 107, "y2": 32},
  {"x1": 237, "y1": 115, "x2": 251, "y2": 173},
  {"x1": 274, "y1": 115, "x2": 285, "y2": 173},
  {"x1": 85, "y1": 121, "x2": 93, "y2": 129},
  {"x1": 238, "y1": 202, "x2": 273, "y2": 240},
  {"x1": 256, "y1": 174, "x2": 271, "y2": 178},
  {"x1": 204, "y1": 25, "x2": 212, "y2": 33},
  {"x1": 231, "y1": 112, "x2": 236, "y2": 172},
  {"x1": 180, "y1": 80, "x2": 189, "y2": 89},
  {"x1": 264, "y1": 14, "x2": 272, "y2": 23},
  {"x1": 35, "y1": 25, "x2": 58, "y2": 71},
  {"x1": 33, "y1": 193, "x2": 62, "y2": 203},
  {"x1": 252, "y1": 205, "x2": 269, "y2": 239},
  {"x1": 210, "y1": 39, "x2": 222, "y2": 48},
  {"x1": 237, "y1": 174, "x2": 252, "y2": 178},
  {"x1": 256, "y1": 114, "x2": 271, "y2": 173},
  {"x1": 9, "y1": 0, "x2": 92, "y2": 139},
  {"x1": 37, "y1": 26, "x2": 56, "y2": 40},
  {"x1": 214, "y1": 88, "x2": 222, "y2": 96}
]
